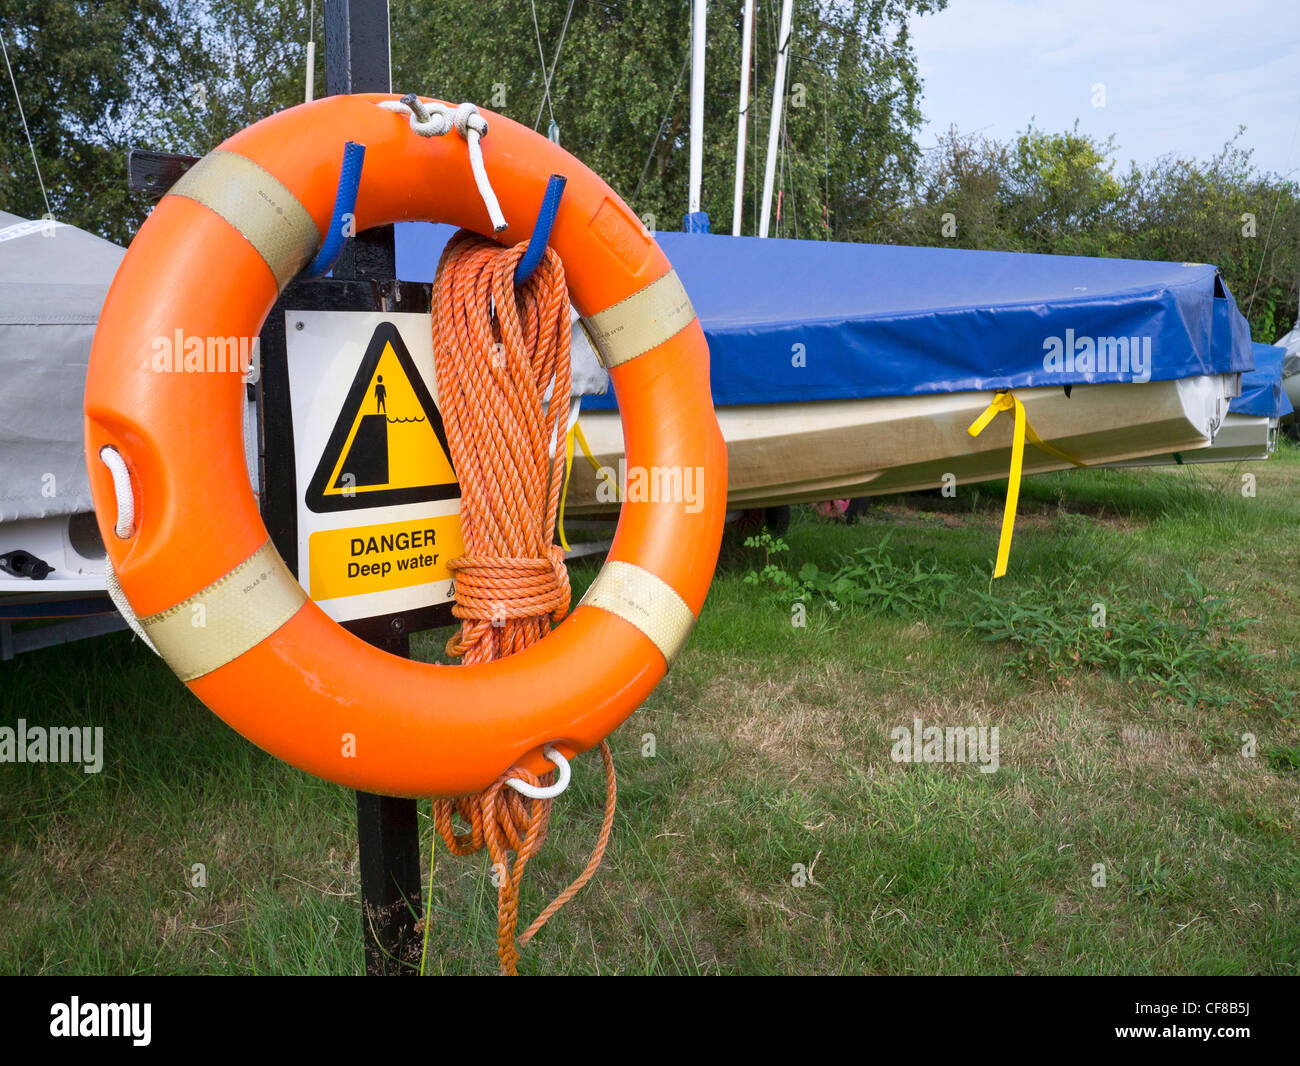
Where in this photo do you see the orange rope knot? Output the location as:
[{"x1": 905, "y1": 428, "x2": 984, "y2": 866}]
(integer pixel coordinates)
[
  {"x1": 429, "y1": 231, "x2": 616, "y2": 976},
  {"x1": 445, "y1": 546, "x2": 570, "y2": 660}
]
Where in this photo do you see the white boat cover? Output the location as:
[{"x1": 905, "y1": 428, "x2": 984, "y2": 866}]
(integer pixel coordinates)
[{"x1": 0, "y1": 211, "x2": 124, "y2": 524}]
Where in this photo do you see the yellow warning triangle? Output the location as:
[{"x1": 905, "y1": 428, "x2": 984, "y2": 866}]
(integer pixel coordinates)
[{"x1": 305, "y1": 322, "x2": 459, "y2": 514}]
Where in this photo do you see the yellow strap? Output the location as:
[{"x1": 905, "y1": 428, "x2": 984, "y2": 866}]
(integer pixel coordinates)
[
  {"x1": 557, "y1": 420, "x2": 616, "y2": 552},
  {"x1": 966, "y1": 390, "x2": 1088, "y2": 579}
]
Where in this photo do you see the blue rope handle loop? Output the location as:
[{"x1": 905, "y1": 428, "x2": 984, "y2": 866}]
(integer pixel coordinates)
[
  {"x1": 303, "y1": 140, "x2": 366, "y2": 278},
  {"x1": 515, "y1": 173, "x2": 567, "y2": 287}
]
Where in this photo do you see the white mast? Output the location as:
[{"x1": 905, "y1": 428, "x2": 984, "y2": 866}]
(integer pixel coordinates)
[
  {"x1": 759, "y1": 0, "x2": 794, "y2": 238},
  {"x1": 305, "y1": 0, "x2": 316, "y2": 102},
  {"x1": 688, "y1": 0, "x2": 707, "y2": 221},
  {"x1": 731, "y1": 0, "x2": 755, "y2": 235}
]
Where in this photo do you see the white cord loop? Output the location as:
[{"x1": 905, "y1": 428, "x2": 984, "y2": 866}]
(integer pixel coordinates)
[
  {"x1": 377, "y1": 96, "x2": 507, "y2": 233},
  {"x1": 98, "y1": 445, "x2": 134, "y2": 540},
  {"x1": 451, "y1": 101, "x2": 483, "y2": 139},
  {"x1": 98, "y1": 445, "x2": 159, "y2": 654},
  {"x1": 505, "y1": 744, "x2": 571, "y2": 799}
]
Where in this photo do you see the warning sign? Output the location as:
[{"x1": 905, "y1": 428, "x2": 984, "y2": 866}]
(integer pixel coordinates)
[
  {"x1": 305, "y1": 321, "x2": 458, "y2": 512},
  {"x1": 287, "y1": 311, "x2": 462, "y2": 625},
  {"x1": 308, "y1": 514, "x2": 463, "y2": 601}
]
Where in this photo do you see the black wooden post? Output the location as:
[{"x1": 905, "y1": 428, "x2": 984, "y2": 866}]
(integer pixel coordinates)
[
  {"x1": 324, "y1": 0, "x2": 392, "y2": 97},
  {"x1": 259, "y1": 279, "x2": 437, "y2": 977},
  {"x1": 323, "y1": 0, "x2": 424, "y2": 976},
  {"x1": 325, "y1": 0, "x2": 398, "y2": 283}
]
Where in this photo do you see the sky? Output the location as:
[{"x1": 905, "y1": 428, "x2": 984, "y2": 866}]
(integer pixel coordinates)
[{"x1": 906, "y1": 0, "x2": 1300, "y2": 178}]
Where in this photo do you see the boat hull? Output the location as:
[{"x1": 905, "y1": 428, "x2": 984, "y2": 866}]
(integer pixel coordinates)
[
  {"x1": 566, "y1": 375, "x2": 1237, "y2": 513},
  {"x1": 1102, "y1": 411, "x2": 1276, "y2": 468}
]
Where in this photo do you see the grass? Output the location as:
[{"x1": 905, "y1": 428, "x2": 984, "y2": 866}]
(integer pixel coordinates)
[{"x1": 2, "y1": 442, "x2": 1298, "y2": 975}]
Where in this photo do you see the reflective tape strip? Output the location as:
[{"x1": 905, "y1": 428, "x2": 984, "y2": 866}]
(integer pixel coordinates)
[
  {"x1": 166, "y1": 150, "x2": 320, "y2": 290},
  {"x1": 581, "y1": 269, "x2": 695, "y2": 369},
  {"x1": 578, "y1": 559, "x2": 695, "y2": 666},
  {"x1": 139, "y1": 541, "x2": 308, "y2": 682}
]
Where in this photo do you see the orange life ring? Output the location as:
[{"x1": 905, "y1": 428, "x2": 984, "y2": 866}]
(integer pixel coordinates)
[{"x1": 84, "y1": 94, "x2": 727, "y2": 798}]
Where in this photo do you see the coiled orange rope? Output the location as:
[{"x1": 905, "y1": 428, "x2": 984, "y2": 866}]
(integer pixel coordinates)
[{"x1": 430, "y1": 231, "x2": 616, "y2": 975}]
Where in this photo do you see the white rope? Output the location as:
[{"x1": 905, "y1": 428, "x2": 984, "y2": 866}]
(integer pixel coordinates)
[
  {"x1": 99, "y1": 446, "x2": 134, "y2": 539},
  {"x1": 505, "y1": 744, "x2": 572, "y2": 799},
  {"x1": 97, "y1": 446, "x2": 158, "y2": 654},
  {"x1": 377, "y1": 97, "x2": 507, "y2": 233}
]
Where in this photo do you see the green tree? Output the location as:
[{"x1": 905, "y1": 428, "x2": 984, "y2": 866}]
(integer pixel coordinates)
[
  {"x1": 1116, "y1": 136, "x2": 1299, "y2": 342},
  {"x1": 1004, "y1": 121, "x2": 1123, "y2": 254},
  {"x1": 0, "y1": 0, "x2": 174, "y2": 242},
  {"x1": 894, "y1": 123, "x2": 1299, "y2": 339},
  {"x1": 390, "y1": 0, "x2": 944, "y2": 239},
  {"x1": 2, "y1": 0, "x2": 943, "y2": 246},
  {"x1": 144, "y1": 0, "x2": 320, "y2": 156},
  {"x1": 892, "y1": 126, "x2": 1017, "y2": 249}
]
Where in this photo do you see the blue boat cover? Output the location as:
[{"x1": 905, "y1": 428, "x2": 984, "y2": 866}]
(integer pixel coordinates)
[
  {"x1": 1231, "y1": 342, "x2": 1294, "y2": 419},
  {"x1": 395, "y1": 225, "x2": 1255, "y2": 410}
]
